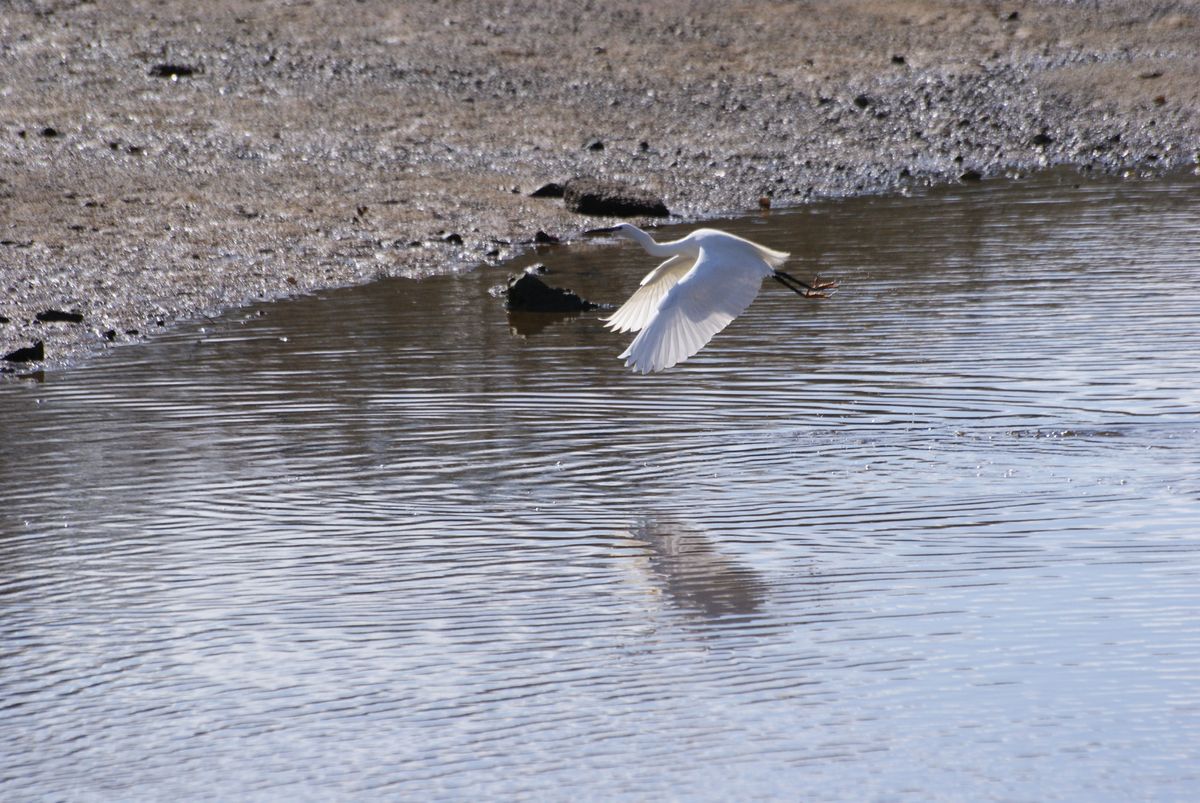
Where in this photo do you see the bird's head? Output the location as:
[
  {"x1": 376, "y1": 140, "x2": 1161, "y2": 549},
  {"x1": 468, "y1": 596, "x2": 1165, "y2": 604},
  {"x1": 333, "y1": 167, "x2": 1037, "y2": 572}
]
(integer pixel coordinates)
[{"x1": 587, "y1": 223, "x2": 641, "y2": 241}]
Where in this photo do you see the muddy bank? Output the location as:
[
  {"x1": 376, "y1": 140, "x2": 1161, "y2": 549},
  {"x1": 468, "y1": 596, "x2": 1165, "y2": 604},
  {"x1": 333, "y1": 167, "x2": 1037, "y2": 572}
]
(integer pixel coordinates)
[{"x1": 2, "y1": 0, "x2": 1197, "y2": 371}]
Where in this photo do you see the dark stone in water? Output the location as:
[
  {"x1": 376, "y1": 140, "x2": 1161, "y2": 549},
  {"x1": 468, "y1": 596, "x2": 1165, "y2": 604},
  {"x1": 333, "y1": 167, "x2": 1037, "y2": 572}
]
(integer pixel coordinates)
[
  {"x1": 960, "y1": 169, "x2": 983, "y2": 182},
  {"x1": 35, "y1": 309, "x2": 84, "y2": 323},
  {"x1": 563, "y1": 177, "x2": 669, "y2": 218},
  {"x1": 4, "y1": 341, "x2": 44, "y2": 363},
  {"x1": 506, "y1": 272, "x2": 598, "y2": 313},
  {"x1": 529, "y1": 182, "x2": 565, "y2": 198},
  {"x1": 149, "y1": 63, "x2": 200, "y2": 78},
  {"x1": 533, "y1": 230, "x2": 560, "y2": 244}
]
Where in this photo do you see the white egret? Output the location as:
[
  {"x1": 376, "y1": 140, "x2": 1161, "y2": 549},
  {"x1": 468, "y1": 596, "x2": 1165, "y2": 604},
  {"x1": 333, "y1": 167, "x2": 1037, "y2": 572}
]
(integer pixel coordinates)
[{"x1": 598, "y1": 223, "x2": 833, "y2": 373}]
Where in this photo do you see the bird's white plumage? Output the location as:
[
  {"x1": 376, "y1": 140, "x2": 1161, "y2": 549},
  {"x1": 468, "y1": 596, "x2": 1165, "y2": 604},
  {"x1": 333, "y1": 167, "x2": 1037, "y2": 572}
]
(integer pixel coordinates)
[
  {"x1": 604, "y1": 225, "x2": 789, "y2": 373},
  {"x1": 602, "y1": 254, "x2": 693, "y2": 334}
]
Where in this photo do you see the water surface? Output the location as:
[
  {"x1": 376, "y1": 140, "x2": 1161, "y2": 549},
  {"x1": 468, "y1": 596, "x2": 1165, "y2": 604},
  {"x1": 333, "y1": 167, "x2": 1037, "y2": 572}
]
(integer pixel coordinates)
[{"x1": 2, "y1": 173, "x2": 1199, "y2": 800}]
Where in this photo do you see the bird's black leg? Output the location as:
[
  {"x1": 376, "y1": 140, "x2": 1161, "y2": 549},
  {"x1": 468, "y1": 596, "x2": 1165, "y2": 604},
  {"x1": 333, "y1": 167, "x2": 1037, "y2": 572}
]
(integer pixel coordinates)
[{"x1": 773, "y1": 270, "x2": 836, "y2": 298}]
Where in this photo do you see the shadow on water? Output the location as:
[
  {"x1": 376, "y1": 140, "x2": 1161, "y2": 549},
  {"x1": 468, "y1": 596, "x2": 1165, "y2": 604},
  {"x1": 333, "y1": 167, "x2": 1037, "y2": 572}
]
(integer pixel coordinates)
[
  {"x1": 1, "y1": 171, "x2": 1199, "y2": 799},
  {"x1": 621, "y1": 518, "x2": 766, "y2": 621}
]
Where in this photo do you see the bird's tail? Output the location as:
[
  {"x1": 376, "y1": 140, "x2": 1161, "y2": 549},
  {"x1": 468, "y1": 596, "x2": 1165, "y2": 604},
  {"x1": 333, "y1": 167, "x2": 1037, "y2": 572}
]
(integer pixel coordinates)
[{"x1": 753, "y1": 243, "x2": 790, "y2": 268}]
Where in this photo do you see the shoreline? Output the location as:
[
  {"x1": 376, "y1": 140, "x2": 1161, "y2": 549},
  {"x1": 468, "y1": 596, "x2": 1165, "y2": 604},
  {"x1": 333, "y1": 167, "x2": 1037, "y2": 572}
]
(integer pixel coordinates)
[{"x1": 3, "y1": 1, "x2": 1198, "y2": 375}]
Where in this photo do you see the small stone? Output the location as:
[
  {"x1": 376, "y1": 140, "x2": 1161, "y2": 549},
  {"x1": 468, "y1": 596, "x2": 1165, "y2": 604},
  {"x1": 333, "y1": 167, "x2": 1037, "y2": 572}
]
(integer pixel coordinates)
[
  {"x1": 533, "y1": 230, "x2": 560, "y2": 244},
  {"x1": 0, "y1": 315, "x2": 9, "y2": 324},
  {"x1": 40, "y1": 126, "x2": 59, "y2": 138},
  {"x1": 960, "y1": 169, "x2": 983, "y2": 182},
  {"x1": 1138, "y1": 70, "x2": 1164, "y2": 80},
  {"x1": 441, "y1": 232, "x2": 464, "y2": 245},
  {"x1": 104, "y1": 329, "x2": 117, "y2": 341},
  {"x1": 505, "y1": 273, "x2": 598, "y2": 313},
  {"x1": 4, "y1": 341, "x2": 44, "y2": 363},
  {"x1": 758, "y1": 196, "x2": 771, "y2": 210},
  {"x1": 1031, "y1": 132, "x2": 1054, "y2": 146},
  {"x1": 853, "y1": 94, "x2": 871, "y2": 108},
  {"x1": 584, "y1": 138, "x2": 605, "y2": 151},
  {"x1": 149, "y1": 63, "x2": 200, "y2": 79},
  {"x1": 528, "y1": 182, "x2": 565, "y2": 198},
  {"x1": 891, "y1": 55, "x2": 906, "y2": 65},
  {"x1": 35, "y1": 309, "x2": 84, "y2": 323},
  {"x1": 563, "y1": 177, "x2": 669, "y2": 218},
  {"x1": 1153, "y1": 95, "x2": 1167, "y2": 106}
]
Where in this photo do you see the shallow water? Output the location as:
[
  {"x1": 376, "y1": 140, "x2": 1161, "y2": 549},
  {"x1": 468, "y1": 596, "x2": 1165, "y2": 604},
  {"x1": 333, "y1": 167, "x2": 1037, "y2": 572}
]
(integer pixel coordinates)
[{"x1": 2, "y1": 173, "x2": 1199, "y2": 800}]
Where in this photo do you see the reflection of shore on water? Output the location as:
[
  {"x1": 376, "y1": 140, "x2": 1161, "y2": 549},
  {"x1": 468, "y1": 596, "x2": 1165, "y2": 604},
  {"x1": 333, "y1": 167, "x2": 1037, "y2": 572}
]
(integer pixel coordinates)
[{"x1": 624, "y1": 518, "x2": 765, "y2": 620}]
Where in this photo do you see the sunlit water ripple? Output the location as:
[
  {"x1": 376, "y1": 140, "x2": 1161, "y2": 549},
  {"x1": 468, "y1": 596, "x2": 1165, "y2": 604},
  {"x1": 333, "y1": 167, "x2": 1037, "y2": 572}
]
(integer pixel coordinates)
[{"x1": 2, "y1": 173, "x2": 1199, "y2": 800}]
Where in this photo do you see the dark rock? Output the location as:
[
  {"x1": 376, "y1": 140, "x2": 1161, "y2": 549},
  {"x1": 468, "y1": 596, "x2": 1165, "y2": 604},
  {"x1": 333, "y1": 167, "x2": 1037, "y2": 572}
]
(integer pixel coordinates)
[
  {"x1": 505, "y1": 272, "x2": 598, "y2": 313},
  {"x1": 584, "y1": 138, "x2": 605, "y2": 151},
  {"x1": 533, "y1": 230, "x2": 559, "y2": 244},
  {"x1": 639, "y1": 140, "x2": 650, "y2": 152},
  {"x1": 529, "y1": 182, "x2": 565, "y2": 198},
  {"x1": 853, "y1": 94, "x2": 872, "y2": 108},
  {"x1": 40, "y1": 126, "x2": 59, "y2": 138},
  {"x1": 1138, "y1": 70, "x2": 1164, "y2": 80},
  {"x1": 149, "y1": 63, "x2": 200, "y2": 79},
  {"x1": 0, "y1": 315, "x2": 8, "y2": 324},
  {"x1": 103, "y1": 329, "x2": 117, "y2": 341},
  {"x1": 960, "y1": 169, "x2": 983, "y2": 182},
  {"x1": 563, "y1": 177, "x2": 669, "y2": 218},
  {"x1": 1153, "y1": 94, "x2": 1166, "y2": 106},
  {"x1": 35, "y1": 309, "x2": 84, "y2": 323},
  {"x1": 441, "y1": 232, "x2": 464, "y2": 245},
  {"x1": 1031, "y1": 132, "x2": 1054, "y2": 146},
  {"x1": 1005, "y1": 11, "x2": 1019, "y2": 21},
  {"x1": 891, "y1": 55, "x2": 906, "y2": 65},
  {"x1": 4, "y1": 341, "x2": 44, "y2": 363}
]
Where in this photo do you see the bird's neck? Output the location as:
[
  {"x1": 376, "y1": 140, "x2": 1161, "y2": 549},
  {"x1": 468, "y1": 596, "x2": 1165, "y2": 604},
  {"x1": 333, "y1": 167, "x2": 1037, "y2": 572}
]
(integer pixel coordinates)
[{"x1": 623, "y1": 226, "x2": 686, "y2": 258}]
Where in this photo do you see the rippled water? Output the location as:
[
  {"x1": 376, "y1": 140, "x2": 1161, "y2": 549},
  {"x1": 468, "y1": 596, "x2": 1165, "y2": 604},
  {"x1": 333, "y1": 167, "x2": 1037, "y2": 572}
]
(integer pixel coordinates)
[{"x1": 2, "y1": 173, "x2": 1199, "y2": 800}]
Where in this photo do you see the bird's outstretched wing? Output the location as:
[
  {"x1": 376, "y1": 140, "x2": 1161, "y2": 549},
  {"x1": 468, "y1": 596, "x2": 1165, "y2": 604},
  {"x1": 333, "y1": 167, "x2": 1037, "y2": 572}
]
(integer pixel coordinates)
[
  {"x1": 602, "y1": 254, "x2": 694, "y2": 334},
  {"x1": 619, "y1": 250, "x2": 768, "y2": 373}
]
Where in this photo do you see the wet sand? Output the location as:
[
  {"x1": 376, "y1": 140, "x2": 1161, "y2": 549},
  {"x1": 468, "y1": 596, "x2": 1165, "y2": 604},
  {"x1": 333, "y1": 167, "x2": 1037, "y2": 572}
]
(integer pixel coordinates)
[{"x1": 2, "y1": 0, "x2": 1198, "y2": 369}]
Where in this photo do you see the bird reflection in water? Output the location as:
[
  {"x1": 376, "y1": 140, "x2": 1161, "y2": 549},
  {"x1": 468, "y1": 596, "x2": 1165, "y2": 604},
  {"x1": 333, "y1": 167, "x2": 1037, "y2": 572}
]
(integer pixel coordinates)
[{"x1": 624, "y1": 518, "x2": 765, "y2": 621}]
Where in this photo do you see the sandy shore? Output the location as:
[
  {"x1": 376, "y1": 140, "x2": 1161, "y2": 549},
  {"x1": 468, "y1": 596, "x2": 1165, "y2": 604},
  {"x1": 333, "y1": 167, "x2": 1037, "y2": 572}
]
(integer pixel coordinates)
[{"x1": 2, "y1": 0, "x2": 1197, "y2": 371}]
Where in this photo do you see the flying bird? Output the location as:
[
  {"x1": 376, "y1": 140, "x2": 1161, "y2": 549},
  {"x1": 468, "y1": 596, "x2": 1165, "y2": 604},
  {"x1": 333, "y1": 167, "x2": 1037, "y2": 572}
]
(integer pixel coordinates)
[{"x1": 599, "y1": 224, "x2": 833, "y2": 373}]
